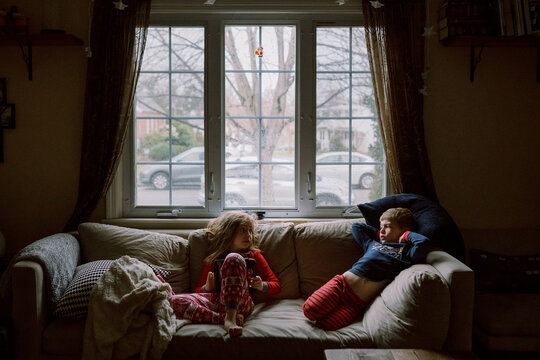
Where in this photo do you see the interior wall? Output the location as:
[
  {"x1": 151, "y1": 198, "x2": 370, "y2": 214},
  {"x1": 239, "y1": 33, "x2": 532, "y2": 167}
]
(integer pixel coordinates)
[
  {"x1": 0, "y1": 0, "x2": 99, "y2": 254},
  {"x1": 424, "y1": 0, "x2": 540, "y2": 232},
  {"x1": 0, "y1": 0, "x2": 538, "y2": 255}
]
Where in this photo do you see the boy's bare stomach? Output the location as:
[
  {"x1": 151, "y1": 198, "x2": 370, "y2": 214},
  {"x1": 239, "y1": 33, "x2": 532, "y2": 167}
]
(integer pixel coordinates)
[{"x1": 343, "y1": 271, "x2": 387, "y2": 303}]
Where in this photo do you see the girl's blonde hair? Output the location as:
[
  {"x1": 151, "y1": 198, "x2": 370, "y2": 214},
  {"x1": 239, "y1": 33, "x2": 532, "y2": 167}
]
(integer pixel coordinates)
[{"x1": 204, "y1": 211, "x2": 259, "y2": 264}]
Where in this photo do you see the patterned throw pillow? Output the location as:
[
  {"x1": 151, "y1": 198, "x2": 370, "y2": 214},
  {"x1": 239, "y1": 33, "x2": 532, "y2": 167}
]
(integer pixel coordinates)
[{"x1": 54, "y1": 259, "x2": 170, "y2": 319}]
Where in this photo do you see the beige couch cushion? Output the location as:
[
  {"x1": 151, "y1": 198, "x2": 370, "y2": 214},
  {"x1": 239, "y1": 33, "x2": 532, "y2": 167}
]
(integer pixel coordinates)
[
  {"x1": 78, "y1": 223, "x2": 190, "y2": 293},
  {"x1": 362, "y1": 264, "x2": 451, "y2": 349},
  {"x1": 189, "y1": 222, "x2": 298, "y2": 299},
  {"x1": 164, "y1": 299, "x2": 372, "y2": 360},
  {"x1": 294, "y1": 219, "x2": 360, "y2": 298}
]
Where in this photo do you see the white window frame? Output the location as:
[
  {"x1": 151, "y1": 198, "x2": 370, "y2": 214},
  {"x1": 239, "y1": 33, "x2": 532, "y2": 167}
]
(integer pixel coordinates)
[{"x1": 107, "y1": 5, "x2": 387, "y2": 222}]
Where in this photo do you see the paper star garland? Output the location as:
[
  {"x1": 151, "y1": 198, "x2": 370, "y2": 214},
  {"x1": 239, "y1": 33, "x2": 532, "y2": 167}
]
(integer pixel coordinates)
[
  {"x1": 419, "y1": 85, "x2": 428, "y2": 96},
  {"x1": 113, "y1": 1, "x2": 128, "y2": 11},
  {"x1": 370, "y1": 1, "x2": 384, "y2": 8},
  {"x1": 422, "y1": 26, "x2": 436, "y2": 37}
]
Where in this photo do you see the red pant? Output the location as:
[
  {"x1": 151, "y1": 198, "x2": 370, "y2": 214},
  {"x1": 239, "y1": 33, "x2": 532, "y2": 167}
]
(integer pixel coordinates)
[
  {"x1": 168, "y1": 253, "x2": 254, "y2": 324},
  {"x1": 303, "y1": 274, "x2": 366, "y2": 331}
]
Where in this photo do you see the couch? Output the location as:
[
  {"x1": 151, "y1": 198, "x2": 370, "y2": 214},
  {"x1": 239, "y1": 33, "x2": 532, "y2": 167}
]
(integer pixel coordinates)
[
  {"x1": 9, "y1": 219, "x2": 474, "y2": 360},
  {"x1": 464, "y1": 229, "x2": 540, "y2": 354}
]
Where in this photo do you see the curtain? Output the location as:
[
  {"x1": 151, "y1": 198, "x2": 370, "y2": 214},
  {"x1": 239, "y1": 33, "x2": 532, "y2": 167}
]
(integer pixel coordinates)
[
  {"x1": 361, "y1": 0, "x2": 438, "y2": 201},
  {"x1": 64, "y1": 0, "x2": 151, "y2": 231}
]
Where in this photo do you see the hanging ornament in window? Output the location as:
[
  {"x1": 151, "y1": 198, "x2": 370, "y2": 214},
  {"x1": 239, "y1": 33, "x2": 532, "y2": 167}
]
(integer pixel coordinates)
[{"x1": 255, "y1": 46, "x2": 263, "y2": 57}]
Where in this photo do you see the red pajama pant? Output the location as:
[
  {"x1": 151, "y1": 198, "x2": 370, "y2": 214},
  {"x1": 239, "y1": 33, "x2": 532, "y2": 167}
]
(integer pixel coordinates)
[
  {"x1": 168, "y1": 253, "x2": 254, "y2": 324},
  {"x1": 303, "y1": 274, "x2": 367, "y2": 331}
]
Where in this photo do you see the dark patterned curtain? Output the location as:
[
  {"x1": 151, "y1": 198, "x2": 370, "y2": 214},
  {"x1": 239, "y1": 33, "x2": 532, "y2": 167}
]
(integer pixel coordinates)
[
  {"x1": 64, "y1": 0, "x2": 151, "y2": 231},
  {"x1": 361, "y1": 0, "x2": 438, "y2": 201}
]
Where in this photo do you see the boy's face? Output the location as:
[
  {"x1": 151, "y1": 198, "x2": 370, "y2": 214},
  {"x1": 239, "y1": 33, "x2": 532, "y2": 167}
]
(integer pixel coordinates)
[{"x1": 379, "y1": 219, "x2": 407, "y2": 243}]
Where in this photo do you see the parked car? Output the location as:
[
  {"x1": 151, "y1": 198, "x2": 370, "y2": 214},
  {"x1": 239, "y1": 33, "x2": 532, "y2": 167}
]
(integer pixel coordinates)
[
  {"x1": 198, "y1": 163, "x2": 355, "y2": 207},
  {"x1": 139, "y1": 147, "x2": 240, "y2": 190},
  {"x1": 316, "y1": 151, "x2": 377, "y2": 189}
]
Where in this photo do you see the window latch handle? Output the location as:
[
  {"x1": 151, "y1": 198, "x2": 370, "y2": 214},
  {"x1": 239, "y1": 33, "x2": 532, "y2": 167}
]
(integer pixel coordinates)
[
  {"x1": 209, "y1": 172, "x2": 215, "y2": 196},
  {"x1": 307, "y1": 172, "x2": 312, "y2": 194}
]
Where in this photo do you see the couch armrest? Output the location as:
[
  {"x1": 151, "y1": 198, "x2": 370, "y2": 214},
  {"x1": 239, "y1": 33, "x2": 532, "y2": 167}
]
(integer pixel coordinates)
[
  {"x1": 426, "y1": 250, "x2": 474, "y2": 351},
  {"x1": 12, "y1": 261, "x2": 47, "y2": 360}
]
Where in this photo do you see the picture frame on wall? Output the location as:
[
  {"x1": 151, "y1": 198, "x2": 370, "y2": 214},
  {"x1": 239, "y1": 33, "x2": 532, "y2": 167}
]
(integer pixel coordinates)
[
  {"x1": 0, "y1": 104, "x2": 15, "y2": 129},
  {"x1": 0, "y1": 78, "x2": 6, "y2": 105}
]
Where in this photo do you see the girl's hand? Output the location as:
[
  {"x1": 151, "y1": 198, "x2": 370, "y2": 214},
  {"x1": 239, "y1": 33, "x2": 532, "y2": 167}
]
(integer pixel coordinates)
[
  {"x1": 250, "y1": 276, "x2": 263, "y2": 291},
  {"x1": 205, "y1": 271, "x2": 215, "y2": 292}
]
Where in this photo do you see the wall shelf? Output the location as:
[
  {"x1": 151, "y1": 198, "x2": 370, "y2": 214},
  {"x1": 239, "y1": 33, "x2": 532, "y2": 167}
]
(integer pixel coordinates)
[
  {"x1": 0, "y1": 33, "x2": 84, "y2": 80},
  {"x1": 440, "y1": 35, "x2": 540, "y2": 82}
]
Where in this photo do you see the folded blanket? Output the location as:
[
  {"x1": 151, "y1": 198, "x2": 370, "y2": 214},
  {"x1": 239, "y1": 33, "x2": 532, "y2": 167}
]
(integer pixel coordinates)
[
  {"x1": 0, "y1": 233, "x2": 80, "y2": 310},
  {"x1": 83, "y1": 255, "x2": 186, "y2": 360}
]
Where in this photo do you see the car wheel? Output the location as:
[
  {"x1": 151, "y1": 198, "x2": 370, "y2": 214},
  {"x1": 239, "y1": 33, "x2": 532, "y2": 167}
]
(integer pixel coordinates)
[
  {"x1": 151, "y1": 172, "x2": 169, "y2": 190},
  {"x1": 359, "y1": 173, "x2": 374, "y2": 189},
  {"x1": 225, "y1": 193, "x2": 246, "y2": 207},
  {"x1": 316, "y1": 194, "x2": 341, "y2": 206}
]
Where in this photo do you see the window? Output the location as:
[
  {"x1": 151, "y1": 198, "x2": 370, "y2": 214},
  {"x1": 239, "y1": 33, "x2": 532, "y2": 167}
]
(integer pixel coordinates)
[{"x1": 117, "y1": 9, "x2": 386, "y2": 219}]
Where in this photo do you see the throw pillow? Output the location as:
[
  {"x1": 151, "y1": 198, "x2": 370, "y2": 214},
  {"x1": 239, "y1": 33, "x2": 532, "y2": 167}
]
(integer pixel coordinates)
[
  {"x1": 362, "y1": 264, "x2": 451, "y2": 349},
  {"x1": 469, "y1": 249, "x2": 540, "y2": 294},
  {"x1": 54, "y1": 260, "x2": 170, "y2": 319},
  {"x1": 77, "y1": 223, "x2": 190, "y2": 294},
  {"x1": 357, "y1": 193, "x2": 465, "y2": 261}
]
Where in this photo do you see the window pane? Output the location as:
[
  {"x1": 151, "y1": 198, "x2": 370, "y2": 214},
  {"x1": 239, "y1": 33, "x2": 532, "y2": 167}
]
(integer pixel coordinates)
[
  {"x1": 225, "y1": 74, "x2": 259, "y2": 117},
  {"x1": 142, "y1": 28, "x2": 169, "y2": 71},
  {"x1": 261, "y1": 26, "x2": 296, "y2": 71},
  {"x1": 352, "y1": 74, "x2": 376, "y2": 117},
  {"x1": 171, "y1": 27, "x2": 204, "y2": 71},
  {"x1": 172, "y1": 74, "x2": 204, "y2": 117},
  {"x1": 316, "y1": 27, "x2": 350, "y2": 72},
  {"x1": 316, "y1": 73, "x2": 350, "y2": 118},
  {"x1": 135, "y1": 27, "x2": 205, "y2": 208},
  {"x1": 316, "y1": 120, "x2": 350, "y2": 154},
  {"x1": 136, "y1": 73, "x2": 169, "y2": 116},
  {"x1": 316, "y1": 27, "x2": 382, "y2": 206},
  {"x1": 225, "y1": 118, "x2": 260, "y2": 162},
  {"x1": 225, "y1": 25, "x2": 296, "y2": 208},
  {"x1": 352, "y1": 28, "x2": 370, "y2": 72}
]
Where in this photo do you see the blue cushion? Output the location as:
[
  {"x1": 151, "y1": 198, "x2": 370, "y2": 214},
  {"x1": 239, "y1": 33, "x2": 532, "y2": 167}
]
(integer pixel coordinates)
[{"x1": 357, "y1": 193, "x2": 465, "y2": 261}]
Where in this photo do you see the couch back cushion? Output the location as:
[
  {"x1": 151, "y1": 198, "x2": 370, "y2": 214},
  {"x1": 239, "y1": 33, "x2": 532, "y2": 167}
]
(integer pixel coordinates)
[
  {"x1": 78, "y1": 222, "x2": 190, "y2": 293},
  {"x1": 294, "y1": 219, "x2": 361, "y2": 298},
  {"x1": 189, "y1": 222, "x2": 299, "y2": 299}
]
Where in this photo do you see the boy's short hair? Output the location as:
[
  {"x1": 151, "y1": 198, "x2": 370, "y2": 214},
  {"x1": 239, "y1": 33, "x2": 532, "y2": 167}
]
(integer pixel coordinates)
[{"x1": 380, "y1": 207, "x2": 416, "y2": 230}]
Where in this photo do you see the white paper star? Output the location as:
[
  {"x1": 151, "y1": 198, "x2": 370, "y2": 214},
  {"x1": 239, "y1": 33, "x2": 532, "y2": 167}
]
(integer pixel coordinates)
[
  {"x1": 370, "y1": 1, "x2": 384, "y2": 8},
  {"x1": 422, "y1": 26, "x2": 436, "y2": 37},
  {"x1": 336, "y1": 0, "x2": 347, "y2": 5},
  {"x1": 421, "y1": 70, "x2": 430, "y2": 80},
  {"x1": 113, "y1": 1, "x2": 128, "y2": 10},
  {"x1": 419, "y1": 85, "x2": 428, "y2": 96},
  {"x1": 204, "y1": 0, "x2": 216, "y2": 4}
]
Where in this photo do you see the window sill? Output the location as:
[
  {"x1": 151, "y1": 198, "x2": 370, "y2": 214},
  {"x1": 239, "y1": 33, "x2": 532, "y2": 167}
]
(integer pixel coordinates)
[{"x1": 102, "y1": 217, "x2": 355, "y2": 230}]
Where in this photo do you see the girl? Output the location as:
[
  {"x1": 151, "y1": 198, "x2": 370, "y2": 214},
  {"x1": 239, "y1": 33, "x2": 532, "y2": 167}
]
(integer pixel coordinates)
[{"x1": 168, "y1": 211, "x2": 281, "y2": 337}]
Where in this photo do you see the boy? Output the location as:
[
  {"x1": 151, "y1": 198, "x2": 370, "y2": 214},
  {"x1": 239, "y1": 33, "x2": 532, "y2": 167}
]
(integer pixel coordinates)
[{"x1": 303, "y1": 207, "x2": 431, "y2": 331}]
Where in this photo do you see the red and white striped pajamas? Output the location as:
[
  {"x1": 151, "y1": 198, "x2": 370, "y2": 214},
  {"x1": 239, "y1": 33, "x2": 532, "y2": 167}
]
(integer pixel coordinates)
[
  {"x1": 168, "y1": 253, "x2": 255, "y2": 324},
  {"x1": 302, "y1": 274, "x2": 367, "y2": 331}
]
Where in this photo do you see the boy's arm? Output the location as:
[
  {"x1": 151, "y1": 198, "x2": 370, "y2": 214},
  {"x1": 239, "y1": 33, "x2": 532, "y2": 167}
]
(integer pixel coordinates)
[
  {"x1": 352, "y1": 222, "x2": 378, "y2": 252},
  {"x1": 401, "y1": 231, "x2": 432, "y2": 263}
]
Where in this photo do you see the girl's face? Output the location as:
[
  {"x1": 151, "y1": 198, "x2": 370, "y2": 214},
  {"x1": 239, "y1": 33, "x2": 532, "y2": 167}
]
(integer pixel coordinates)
[{"x1": 229, "y1": 224, "x2": 253, "y2": 252}]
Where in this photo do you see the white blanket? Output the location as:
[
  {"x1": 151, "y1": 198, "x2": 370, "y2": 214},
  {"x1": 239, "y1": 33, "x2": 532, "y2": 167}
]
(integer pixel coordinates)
[{"x1": 82, "y1": 255, "x2": 186, "y2": 360}]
